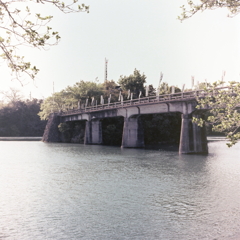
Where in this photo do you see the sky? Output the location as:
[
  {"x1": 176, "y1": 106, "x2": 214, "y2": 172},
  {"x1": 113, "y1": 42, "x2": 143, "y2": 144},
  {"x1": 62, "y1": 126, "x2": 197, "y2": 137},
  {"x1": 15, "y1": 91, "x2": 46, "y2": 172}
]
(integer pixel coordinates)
[{"x1": 1, "y1": 0, "x2": 240, "y2": 100}]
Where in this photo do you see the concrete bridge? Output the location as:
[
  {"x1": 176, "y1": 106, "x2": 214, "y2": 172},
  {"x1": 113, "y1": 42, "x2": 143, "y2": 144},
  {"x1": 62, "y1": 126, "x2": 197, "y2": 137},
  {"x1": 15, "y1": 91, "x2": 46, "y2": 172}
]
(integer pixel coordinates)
[{"x1": 43, "y1": 90, "x2": 209, "y2": 154}]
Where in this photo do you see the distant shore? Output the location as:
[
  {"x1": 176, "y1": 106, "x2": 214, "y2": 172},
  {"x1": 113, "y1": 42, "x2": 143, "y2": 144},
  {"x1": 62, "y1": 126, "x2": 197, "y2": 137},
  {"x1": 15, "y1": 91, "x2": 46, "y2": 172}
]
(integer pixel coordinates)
[{"x1": 0, "y1": 137, "x2": 42, "y2": 141}]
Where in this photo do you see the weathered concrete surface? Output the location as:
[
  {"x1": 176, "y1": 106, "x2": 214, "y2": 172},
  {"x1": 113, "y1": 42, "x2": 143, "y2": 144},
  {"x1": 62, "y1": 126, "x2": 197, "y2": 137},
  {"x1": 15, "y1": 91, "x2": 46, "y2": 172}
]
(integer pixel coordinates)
[
  {"x1": 60, "y1": 100, "x2": 198, "y2": 122},
  {"x1": 121, "y1": 116, "x2": 144, "y2": 148},
  {"x1": 179, "y1": 114, "x2": 194, "y2": 154},
  {"x1": 84, "y1": 119, "x2": 102, "y2": 145},
  {"x1": 42, "y1": 113, "x2": 61, "y2": 142},
  {"x1": 192, "y1": 114, "x2": 208, "y2": 154},
  {"x1": 179, "y1": 114, "x2": 208, "y2": 154}
]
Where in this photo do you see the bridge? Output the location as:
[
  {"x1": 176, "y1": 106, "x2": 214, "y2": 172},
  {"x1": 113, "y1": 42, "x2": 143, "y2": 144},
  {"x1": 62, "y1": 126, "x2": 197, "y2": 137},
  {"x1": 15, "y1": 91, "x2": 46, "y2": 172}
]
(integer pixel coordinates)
[{"x1": 43, "y1": 90, "x2": 209, "y2": 154}]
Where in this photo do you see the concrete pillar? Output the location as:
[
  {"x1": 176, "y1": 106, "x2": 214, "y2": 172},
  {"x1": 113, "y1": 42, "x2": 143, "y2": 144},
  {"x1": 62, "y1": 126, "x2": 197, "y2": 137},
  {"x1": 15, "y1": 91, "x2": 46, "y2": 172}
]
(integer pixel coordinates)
[
  {"x1": 192, "y1": 114, "x2": 208, "y2": 154},
  {"x1": 179, "y1": 114, "x2": 208, "y2": 154},
  {"x1": 179, "y1": 114, "x2": 193, "y2": 154},
  {"x1": 121, "y1": 116, "x2": 145, "y2": 148},
  {"x1": 84, "y1": 119, "x2": 102, "y2": 145}
]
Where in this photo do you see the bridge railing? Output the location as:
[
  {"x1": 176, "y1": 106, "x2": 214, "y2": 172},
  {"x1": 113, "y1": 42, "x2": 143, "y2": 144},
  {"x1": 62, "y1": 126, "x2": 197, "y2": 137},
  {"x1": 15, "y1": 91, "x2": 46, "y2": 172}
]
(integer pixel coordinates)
[{"x1": 59, "y1": 89, "x2": 210, "y2": 116}]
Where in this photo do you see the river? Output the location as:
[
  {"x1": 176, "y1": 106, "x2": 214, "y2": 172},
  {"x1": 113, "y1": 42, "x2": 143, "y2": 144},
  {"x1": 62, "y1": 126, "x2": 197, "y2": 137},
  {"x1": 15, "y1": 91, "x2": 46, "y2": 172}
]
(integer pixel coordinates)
[{"x1": 0, "y1": 138, "x2": 240, "y2": 240}]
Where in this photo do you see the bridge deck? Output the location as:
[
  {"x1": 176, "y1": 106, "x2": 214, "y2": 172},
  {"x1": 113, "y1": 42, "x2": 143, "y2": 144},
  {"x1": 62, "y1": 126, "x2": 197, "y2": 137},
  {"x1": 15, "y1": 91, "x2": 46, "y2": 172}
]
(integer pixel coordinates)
[{"x1": 59, "y1": 90, "x2": 207, "y2": 117}]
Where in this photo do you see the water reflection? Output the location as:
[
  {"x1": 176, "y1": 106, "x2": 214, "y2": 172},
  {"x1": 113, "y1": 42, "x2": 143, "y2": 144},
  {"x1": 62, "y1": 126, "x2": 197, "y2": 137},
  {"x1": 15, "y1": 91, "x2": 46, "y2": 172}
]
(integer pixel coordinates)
[{"x1": 0, "y1": 140, "x2": 239, "y2": 239}]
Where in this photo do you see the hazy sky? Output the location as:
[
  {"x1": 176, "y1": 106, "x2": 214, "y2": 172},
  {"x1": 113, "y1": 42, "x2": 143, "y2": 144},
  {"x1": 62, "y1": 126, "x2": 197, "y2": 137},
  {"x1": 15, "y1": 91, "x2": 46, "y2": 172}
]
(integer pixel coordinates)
[{"x1": 1, "y1": 0, "x2": 240, "y2": 99}]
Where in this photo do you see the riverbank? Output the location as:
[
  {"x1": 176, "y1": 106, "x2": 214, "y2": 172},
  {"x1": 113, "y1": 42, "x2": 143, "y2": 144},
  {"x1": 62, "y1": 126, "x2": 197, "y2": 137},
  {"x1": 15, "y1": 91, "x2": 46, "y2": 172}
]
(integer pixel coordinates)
[{"x1": 0, "y1": 137, "x2": 42, "y2": 141}]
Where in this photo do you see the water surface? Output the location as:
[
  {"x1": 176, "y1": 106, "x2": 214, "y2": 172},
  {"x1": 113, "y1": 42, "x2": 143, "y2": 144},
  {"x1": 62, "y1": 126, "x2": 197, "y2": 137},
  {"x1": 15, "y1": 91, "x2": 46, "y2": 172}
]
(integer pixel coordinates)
[{"x1": 0, "y1": 139, "x2": 240, "y2": 239}]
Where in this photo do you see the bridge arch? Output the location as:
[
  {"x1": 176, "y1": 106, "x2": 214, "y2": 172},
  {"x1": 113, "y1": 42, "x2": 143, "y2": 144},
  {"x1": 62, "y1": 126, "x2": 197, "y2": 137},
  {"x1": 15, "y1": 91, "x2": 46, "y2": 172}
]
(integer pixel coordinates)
[{"x1": 140, "y1": 112, "x2": 182, "y2": 150}]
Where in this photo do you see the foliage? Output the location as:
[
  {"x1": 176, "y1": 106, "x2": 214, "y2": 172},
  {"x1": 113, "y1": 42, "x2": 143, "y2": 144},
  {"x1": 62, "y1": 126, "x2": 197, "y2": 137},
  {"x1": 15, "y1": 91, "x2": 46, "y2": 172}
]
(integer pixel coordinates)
[
  {"x1": 58, "y1": 122, "x2": 70, "y2": 133},
  {"x1": 118, "y1": 69, "x2": 147, "y2": 98},
  {"x1": 102, "y1": 80, "x2": 120, "y2": 102},
  {"x1": 0, "y1": 0, "x2": 89, "y2": 82},
  {"x1": 141, "y1": 113, "x2": 182, "y2": 147},
  {"x1": 58, "y1": 121, "x2": 85, "y2": 143},
  {"x1": 193, "y1": 80, "x2": 240, "y2": 147},
  {"x1": 102, "y1": 117, "x2": 124, "y2": 146},
  {"x1": 0, "y1": 98, "x2": 47, "y2": 136},
  {"x1": 67, "y1": 80, "x2": 103, "y2": 99},
  {"x1": 0, "y1": 87, "x2": 24, "y2": 103},
  {"x1": 148, "y1": 84, "x2": 156, "y2": 96},
  {"x1": 65, "y1": 80, "x2": 104, "y2": 109},
  {"x1": 38, "y1": 92, "x2": 66, "y2": 120},
  {"x1": 158, "y1": 82, "x2": 181, "y2": 95},
  {"x1": 179, "y1": 0, "x2": 240, "y2": 21},
  {"x1": 39, "y1": 80, "x2": 104, "y2": 119}
]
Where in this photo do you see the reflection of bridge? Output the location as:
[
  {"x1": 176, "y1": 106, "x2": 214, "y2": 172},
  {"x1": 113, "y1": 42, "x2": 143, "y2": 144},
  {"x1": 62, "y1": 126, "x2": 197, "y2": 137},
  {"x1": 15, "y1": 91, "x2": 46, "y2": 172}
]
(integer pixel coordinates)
[{"x1": 44, "y1": 90, "x2": 209, "y2": 154}]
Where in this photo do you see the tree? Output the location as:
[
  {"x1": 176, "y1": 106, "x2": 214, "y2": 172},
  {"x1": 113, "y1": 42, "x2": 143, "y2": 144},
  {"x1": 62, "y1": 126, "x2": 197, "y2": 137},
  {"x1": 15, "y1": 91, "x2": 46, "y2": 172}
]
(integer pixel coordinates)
[
  {"x1": 147, "y1": 84, "x2": 156, "y2": 96},
  {"x1": 158, "y1": 82, "x2": 181, "y2": 95},
  {"x1": 69, "y1": 80, "x2": 104, "y2": 107},
  {"x1": 0, "y1": 87, "x2": 24, "y2": 103},
  {"x1": 179, "y1": 0, "x2": 240, "y2": 21},
  {"x1": 0, "y1": 0, "x2": 89, "y2": 83},
  {"x1": 38, "y1": 80, "x2": 104, "y2": 119},
  {"x1": 0, "y1": 98, "x2": 46, "y2": 136},
  {"x1": 193, "y1": 81, "x2": 240, "y2": 147},
  {"x1": 102, "y1": 80, "x2": 121, "y2": 102},
  {"x1": 118, "y1": 69, "x2": 147, "y2": 98},
  {"x1": 38, "y1": 91, "x2": 67, "y2": 120}
]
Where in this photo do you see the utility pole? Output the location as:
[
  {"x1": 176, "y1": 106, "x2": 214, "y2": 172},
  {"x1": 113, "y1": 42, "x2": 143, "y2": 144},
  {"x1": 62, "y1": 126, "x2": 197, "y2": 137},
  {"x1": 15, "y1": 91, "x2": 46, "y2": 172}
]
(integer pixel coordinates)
[{"x1": 105, "y1": 58, "x2": 108, "y2": 83}]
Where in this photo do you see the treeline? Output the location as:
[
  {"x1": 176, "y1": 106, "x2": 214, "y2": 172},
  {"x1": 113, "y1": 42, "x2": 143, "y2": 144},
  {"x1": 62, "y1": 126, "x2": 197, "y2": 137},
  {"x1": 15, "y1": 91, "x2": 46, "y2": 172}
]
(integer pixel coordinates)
[
  {"x1": 39, "y1": 69, "x2": 182, "y2": 120},
  {"x1": 0, "y1": 99, "x2": 47, "y2": 136}
]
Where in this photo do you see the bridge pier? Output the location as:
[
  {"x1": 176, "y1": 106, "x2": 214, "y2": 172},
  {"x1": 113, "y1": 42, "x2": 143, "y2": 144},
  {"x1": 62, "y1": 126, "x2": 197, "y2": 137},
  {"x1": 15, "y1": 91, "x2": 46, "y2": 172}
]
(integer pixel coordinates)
[
  {"x1": 84, "y1": 119, "x2": 102, "y2": 145},
  {"x1": 192, "y1": 114, "x2": 208, "y2": 154},
  {"x1": 179, "y1": 114, "x2": 208, "y2": 154},
  {"x1": 121, "y1": 116, "x2": 145, "y2": 148}
]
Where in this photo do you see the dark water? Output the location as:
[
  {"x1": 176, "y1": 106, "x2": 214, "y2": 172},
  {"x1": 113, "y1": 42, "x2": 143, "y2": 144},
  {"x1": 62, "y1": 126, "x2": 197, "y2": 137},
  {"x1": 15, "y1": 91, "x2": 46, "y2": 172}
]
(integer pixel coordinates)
[{"x1": 0, "y1": 139, "x2": 240, "y2": 240}]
